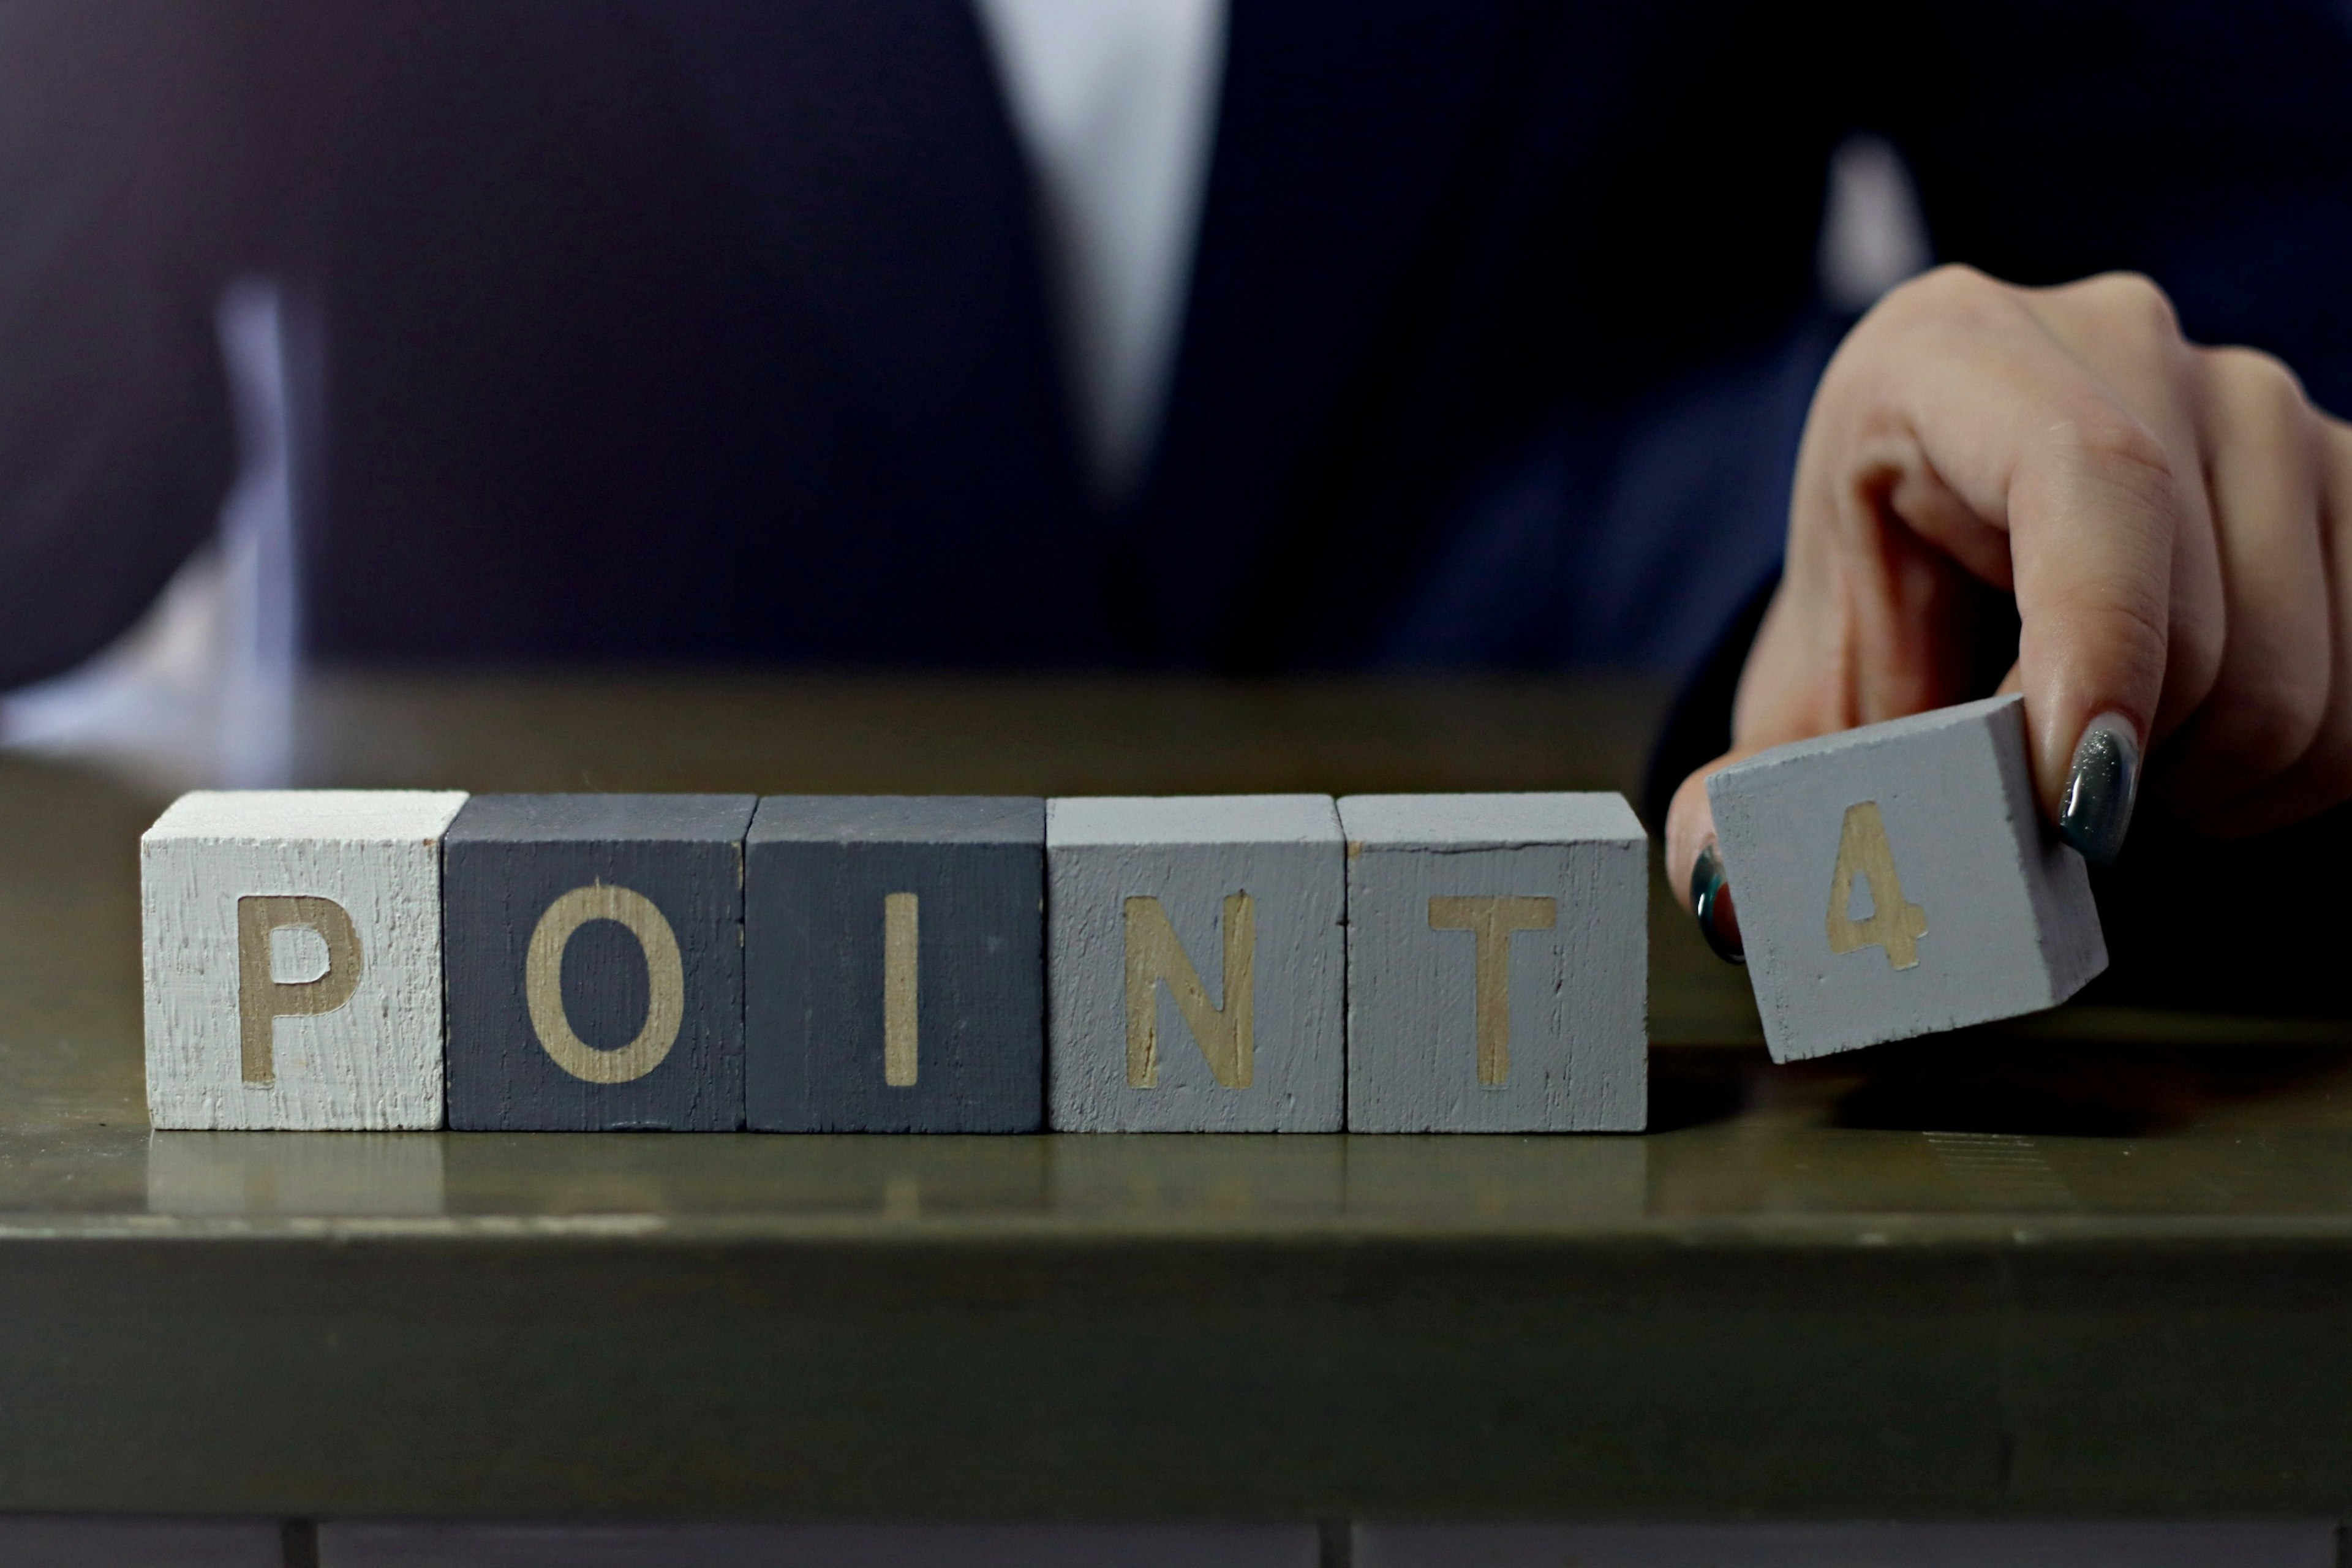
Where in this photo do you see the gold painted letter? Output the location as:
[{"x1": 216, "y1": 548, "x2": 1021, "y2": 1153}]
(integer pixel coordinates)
[
  {"x1": 236, "y1": 895, "x2": 363, "y2": 1086},
  {"x1": 525, "y1": 883, "x2": 685, "y2": 1084},
  {"x1": 1825, "y1": 801, "x2": 1929, "y2": 970},
  {"x1": 884, "y1": 892, "x2": 919, "y2": 1087},
  {"x1": 1123, "y1": 894, "x2": 1254, "y2": 1089},
  {"x1": 1427, "y1": 895, "x2": 1556, "y2": 1086}
]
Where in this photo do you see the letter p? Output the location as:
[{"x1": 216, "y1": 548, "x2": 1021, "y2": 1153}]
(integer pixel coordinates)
[{"x1": 236, "y1": 895, "x2": 363, "y2": 1086}]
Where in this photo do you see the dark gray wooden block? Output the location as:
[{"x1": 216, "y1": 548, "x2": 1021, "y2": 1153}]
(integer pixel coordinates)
[
  {"x1": 443, "y1": 794, "x2": 755, "y2": 1131},
  {"x1": 745, "y1": 796, "x2": 1044, "y2": 1133}
]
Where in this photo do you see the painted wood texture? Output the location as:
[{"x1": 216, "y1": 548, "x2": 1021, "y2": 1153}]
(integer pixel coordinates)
[
  {"x1": 1340, "y1": 793, "x2": 1647, "y2": 1133},
  {"x1": 1708, "y1": 694, "x2": 2109, "y2": 1063},
  {"x1": 745, "y1": 796, "x2": 1044, "y2": 1133},
  {"x1": 141, "y1": 790, "x2": 467, "y2": 1130},
  {"x1": 1047, "y1": 796, "x2": 1344, "y2": 1131},
  {"x1": 443, "y1": 794, "x2": 755, "y2": 1130}
]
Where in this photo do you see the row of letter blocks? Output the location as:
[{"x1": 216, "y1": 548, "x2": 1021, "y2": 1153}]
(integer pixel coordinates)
[{"x1": 143, "y1": 791, "x2": 1650, "y2": 1133}]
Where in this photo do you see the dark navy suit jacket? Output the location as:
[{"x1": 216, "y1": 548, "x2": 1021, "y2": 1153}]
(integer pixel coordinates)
[{"x1": 3, "y1": 1, "x2": 2351, "y2": 682}]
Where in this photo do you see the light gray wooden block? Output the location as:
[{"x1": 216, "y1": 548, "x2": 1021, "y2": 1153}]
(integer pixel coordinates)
[
  {"x1": 1707, "y1": 693, "x2": 2107, "y2": 1063},
  {"x1": 141, "y1": 790, "x2": 467, "y2": 1130},
  {"x1": 1338, "y1": 793, "x2": 1646, "y2": 1132},
  {"x1": 1047, "y1": 795, "x2": 1344, "y2": 1131}
]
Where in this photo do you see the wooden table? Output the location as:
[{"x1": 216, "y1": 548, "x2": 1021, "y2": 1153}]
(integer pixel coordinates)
[{"x1": 5, "y1": 673, "x2": 2350, "y2": 1520}]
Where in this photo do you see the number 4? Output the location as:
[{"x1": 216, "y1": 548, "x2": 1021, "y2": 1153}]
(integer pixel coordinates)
[{"x1": 1825, "y1": 801, "x2": 1928, "y2": 970}]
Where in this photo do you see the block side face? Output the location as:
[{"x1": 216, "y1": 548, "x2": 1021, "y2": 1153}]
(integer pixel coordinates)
[
  {"x1": 1336, "y1": 793, "x2": 1645, "y2": 849},
  {"x1": 746, "y1": 837, "x2": 1044, "y2": 1132},
  {"x1": 1046, "y1": 795, "x2": 1341, "y2": 848},
  {"x1": 443, "y1": 834, "x2": 745, "y2": 1131},
  {"x1": 145, "y1": 790, "x2": 467, "y2": 843},
  {"x1": 1047, "y1": 837, "x2": 1344, "y2": 1131},
  {"x1": 1988, "y1": 714, "x2": 2112, "y2": 1001},
  {"x1": 748, "y1": 796, "x2": 1046, "y2": 846},
  {"x1": 1345, "y1": 840, "x2": 1645, "y2": 1132},
  {"x1": 142, "y1": 833, "x2": 445, "y2": 1130},
  {"x1": 2031, "y1": 845, "x2": 2109, "y2": 1001},
  {"x1": 447, "y1": 794, "x2": 758, "y2": 845},
  {"x1": 1710, "y1": 707, "x2": 2054, "y2": 1063}
]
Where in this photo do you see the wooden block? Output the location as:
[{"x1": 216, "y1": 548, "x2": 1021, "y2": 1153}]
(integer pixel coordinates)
[
  {"x1": 1046, "y1": 795, "x2": 1344, "y2": 1131},
  {"x1": 443, "y1": 794, "x2": 756, "y2": 1131},
  {"x1": 1707, "y1": 693, "x2": 2108, "y2": 1063},
  {"x1": 141, "y1": 790, "x2": 467, "y2": 1130},
  {"x1": 1338, "y1": 793, "x2": 1646, "y2": 1132},
  {"x1": 744, "y1": 795, "x2": 1044, "y2": 1132}
]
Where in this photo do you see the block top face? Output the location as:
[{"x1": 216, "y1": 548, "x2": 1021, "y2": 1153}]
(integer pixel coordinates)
[
  {"x1": 1338, "y1": 791, "x2": 1645, "y2": 849},
  {"x1": 445, "y1": 793, "x2": 756, "y2": 843},
  {"x1": 1713, "y1": 693, "x2": 2024, "y2": 785},
  {"x1": 749, "y1": 795, "x2": 1044, "y2": 845},
  {"x1": 1047, "y1": 794, "x2": 1341, "y2": 848},
  {"x1": 143, "y1": 790, "x2": 468, "y2": 844}
]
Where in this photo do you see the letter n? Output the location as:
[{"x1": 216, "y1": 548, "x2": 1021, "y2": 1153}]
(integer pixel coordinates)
[{"x1": 1123, "y1": 894, "x2": 1254, "y2": 1089}]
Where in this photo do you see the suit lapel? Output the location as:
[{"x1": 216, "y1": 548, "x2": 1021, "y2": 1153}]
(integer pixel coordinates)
[
  {"x1": 641, "y1": 0, "x2": 1100, "y2": 611},
  {"x1": 1131, "y1": 0, "x2": 1519, "y2": 665}
]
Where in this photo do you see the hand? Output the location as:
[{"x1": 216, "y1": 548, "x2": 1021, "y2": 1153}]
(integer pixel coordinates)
[{"x1": 1666, "y1": 264, "x2": 2352, "y2": 959}]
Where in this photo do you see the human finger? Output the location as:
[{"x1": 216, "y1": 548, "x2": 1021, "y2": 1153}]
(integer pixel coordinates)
[
  {"x1": 1796, "y1": 268, "x2": 2187, "y2": 861},
  {"x1": 2155, "y1": 345, "x2": 2331, "y2": 821},
  {"x1": 2211, "y1": 413, "x2": 2352, "y2": 832}
]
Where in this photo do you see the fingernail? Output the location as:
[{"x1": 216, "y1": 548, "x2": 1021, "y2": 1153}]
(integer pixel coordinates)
[
  {"x1": 2060, "y1": 710, "x2": 2140, "y2": 867},
  {"x1": 1691, "y1": 840, "x2": 1745, "y2": 965}
]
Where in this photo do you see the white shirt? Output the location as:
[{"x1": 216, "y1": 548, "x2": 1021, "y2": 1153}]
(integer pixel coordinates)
[{"x1": 971, "y1": 0, "x2": 1229, "y2": 500}]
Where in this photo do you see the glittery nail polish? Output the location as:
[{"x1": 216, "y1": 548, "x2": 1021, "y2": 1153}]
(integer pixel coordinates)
[
  {"x1": 2059, "y1": 710, "x2": 2139, "y2": 868},
  {"x1": 1691, "y1": 840, "x2": 1744, "y2": 964}
]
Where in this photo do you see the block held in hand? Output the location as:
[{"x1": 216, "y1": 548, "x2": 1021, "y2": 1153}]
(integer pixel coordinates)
[{"x1": 1708, "y1": 694, "x2": 2108, "y2": 1063}]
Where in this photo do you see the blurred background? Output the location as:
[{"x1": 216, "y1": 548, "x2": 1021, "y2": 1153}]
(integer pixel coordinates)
[
  {"x1": 0, "y1": 128, "x2": 1926, "y2": 793},
  {"x1": 0, "y1": 0, "x2": 2340, "y2": 1041},
  {"x1": 0, "y1": 137, "x2": 1926, "y2": 794},
  {"x1": 24, "y1": 1, "x2": 2343, "y2": 794}
]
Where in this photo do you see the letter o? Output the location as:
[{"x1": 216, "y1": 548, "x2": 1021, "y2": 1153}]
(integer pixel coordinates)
[{"x1": 524, "y1": 883, "x2": 685, "y2": 1084}]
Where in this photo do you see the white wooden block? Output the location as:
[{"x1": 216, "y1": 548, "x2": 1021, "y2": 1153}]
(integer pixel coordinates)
[
  {"x1": 1706, "y1": 694, "x2": 2106, "y2": 1063},
  {"x1": 1047, "y1": 795, "x2": 1344, "y2": 1131},
  {"x1": 1339, "y1": 793, "x2": 1646, "y2": 1132},
  {"x1": 141, "y1": 790, "x2": 468, "y2": 1129}
]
